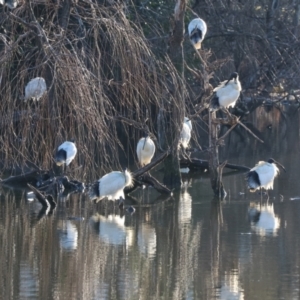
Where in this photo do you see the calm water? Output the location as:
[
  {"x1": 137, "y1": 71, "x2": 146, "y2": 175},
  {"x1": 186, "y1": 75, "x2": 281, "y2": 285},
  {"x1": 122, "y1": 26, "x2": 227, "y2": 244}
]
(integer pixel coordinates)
[{"x1": 1, "y1": 105, "x2": 300, "y2": 300}]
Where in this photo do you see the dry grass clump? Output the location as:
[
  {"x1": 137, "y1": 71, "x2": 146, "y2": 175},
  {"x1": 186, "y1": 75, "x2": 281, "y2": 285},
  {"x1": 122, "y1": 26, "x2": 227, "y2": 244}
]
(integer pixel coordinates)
[{"x1": 0, "y1": 1, "x2": 181, "y2": 178}]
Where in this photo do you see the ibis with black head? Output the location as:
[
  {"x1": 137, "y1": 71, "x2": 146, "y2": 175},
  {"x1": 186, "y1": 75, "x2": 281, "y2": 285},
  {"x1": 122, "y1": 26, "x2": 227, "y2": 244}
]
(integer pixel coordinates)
[
  {"x1": 210, "y1": 72, "x2": 242, "y2": 111},
  {"x1": 89, "y1": 169, "x2": 133, "y2": 208},
  {"x1": 246, "y1": 158, "x2": 286, "y2": 193},
  {"x1": 55, "y1": 140, "x2": 77, "y2": 172}
]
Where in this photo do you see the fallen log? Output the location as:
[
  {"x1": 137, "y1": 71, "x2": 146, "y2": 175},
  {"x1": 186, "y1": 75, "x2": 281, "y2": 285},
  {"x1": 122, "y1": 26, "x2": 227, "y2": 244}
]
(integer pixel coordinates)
[
  {"x1": 125, "y1": 173, "x2": 171, "y2": 195},
  {"x1": 132, "y1": 150, "x2": 170, "y2": 177},
  {"x1": 125, "y1": 150, "x2": 172, "y2": 195},
  {"x1": 0, "y1": 170, "x2": 49, "y2": 186},
  {"x1": 180, "y1": 158, "x2": 250, "y2": 172},
  {"x1": 0, "y1": 170, "x2": 85, "y2": 195},
  {"x1": 27, "y1": 184, "x2": 57, "y2": 209},
  {"x1": 0, "y1": 151, "x2": 170, "y2": 197}
]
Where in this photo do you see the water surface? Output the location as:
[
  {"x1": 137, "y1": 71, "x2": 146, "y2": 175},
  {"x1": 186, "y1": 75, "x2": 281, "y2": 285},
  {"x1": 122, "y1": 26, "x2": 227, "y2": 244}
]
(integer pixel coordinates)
[{"x1": 1, "y1": 105, "x2": 300, "y2": 300}]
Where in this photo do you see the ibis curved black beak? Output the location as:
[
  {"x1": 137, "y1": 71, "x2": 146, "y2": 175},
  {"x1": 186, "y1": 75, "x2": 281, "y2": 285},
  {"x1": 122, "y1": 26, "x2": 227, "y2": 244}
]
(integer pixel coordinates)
[
  {"x1": 276, "y1": 161, "x2": 286, "y2": 172},
  {"x1": 225, "y1": 72, "x2": 238, "y2": 85},
  {"x1": 269, "y1": 158, "x2": 286, "y2": 172}
]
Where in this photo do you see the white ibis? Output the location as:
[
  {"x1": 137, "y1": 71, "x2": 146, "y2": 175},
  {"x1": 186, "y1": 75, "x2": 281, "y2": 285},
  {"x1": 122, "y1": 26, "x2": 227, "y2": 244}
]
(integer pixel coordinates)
[
  {"x1": 55, "y1": 140, "x2": 77, "y2": 169},
  {"x1": 246, "y1": 158, "x2": 285, "y2": 193},
  {"x1": 179, "y1": 117, "x2": 192, "y2": 149},
  {"x1": 0, "y1": 0, "x2": 18, "y2": 9},
  {"x1": 24, "y1": 77, "x2": 47, "y2": 101},
  {"x1": 210, "y1": 72, "x2": 242, "y2": 110},
  {"x1": 136, "y1": 135, "x2": 155, "y2": 167},
  {"x1": 89, "y1": 169, "x2": 133, "y2": 207},
  {"x1": 188, "y1": 18, "x2": 207, "y2": 50}
]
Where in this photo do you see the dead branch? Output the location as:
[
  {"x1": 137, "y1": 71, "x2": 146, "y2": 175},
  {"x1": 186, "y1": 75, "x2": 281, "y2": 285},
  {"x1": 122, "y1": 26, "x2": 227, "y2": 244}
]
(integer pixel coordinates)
[
  {"x1": 180, "y1": 157, "x2": 250, "y2": 172},
  {"x1": 237, "y1": 120, "x2": 264, "y2": 143},
  {"x1": 125, "y1": 150, "x2": 171, "y2": 194},
  {"x1": 140, "y1": 173, "x2": 171, "y2": 194},
  {"x1": 114, "y1": 115, "x2": 148, "y2": 131},
  {"x1": 0, "y1": 170, "x2": 44, "y2": 185},
  {"x1": 132, "y1": 150, "x2": 170, "y2": 177},
  {"x1": 27, "y1": 183, "x2": 57, "y2": 209}
]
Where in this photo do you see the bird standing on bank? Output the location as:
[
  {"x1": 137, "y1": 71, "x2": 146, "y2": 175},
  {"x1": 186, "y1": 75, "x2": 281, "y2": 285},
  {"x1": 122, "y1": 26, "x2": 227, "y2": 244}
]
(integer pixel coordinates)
[
  {"x1": 188, "y1": 18, "x2": 207, "y2": 50},
  {"x1": 246, "y1": 158, "x2": 285, "y2": 194},
  {"x1": 24, "y1": 77, "x2": 47, "y2": 101},
  {"x1": 55, "y1": 140, "x2": 77, "y2": 171},
  {"x1": 210, "y1": 72, "x2": 242, "y2": 111},
  {"x1": 136, "y1": 135, "x2": 156, "y2": 167},
  {"x1": 89, "y1": 169, "x2": 133, "y2": 208}
]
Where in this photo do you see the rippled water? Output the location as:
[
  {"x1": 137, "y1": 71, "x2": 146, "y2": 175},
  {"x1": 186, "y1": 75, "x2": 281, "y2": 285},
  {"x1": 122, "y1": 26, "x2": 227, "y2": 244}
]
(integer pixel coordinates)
[{"x1": 1, "y1": 105, "x2": 300, "y2": 300}]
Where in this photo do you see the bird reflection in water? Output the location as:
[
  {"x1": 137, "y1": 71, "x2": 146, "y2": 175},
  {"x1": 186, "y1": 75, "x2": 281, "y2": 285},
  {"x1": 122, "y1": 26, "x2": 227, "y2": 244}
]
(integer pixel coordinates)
[
  {"x1": 248, "y1": 203, "x2": 280, "y2": 236},
  {"x1": 137, "y1": 223, "x2": 156, "y2": 258},
  {"x1": 58, "y1": 220, "x2": 78, "y2": 251},
  {"x1": 178, "y1": 179, "x2": 192, "y2": 224},
  {"x1": 89, "y1": 213, "x2": 134, "y2": 247},
  {"x1": 218, "y1": 272, "x2": 244, "y2": 300},
  {"x1": 89, "y1": 211, "x2": 157, "y2": 258}
]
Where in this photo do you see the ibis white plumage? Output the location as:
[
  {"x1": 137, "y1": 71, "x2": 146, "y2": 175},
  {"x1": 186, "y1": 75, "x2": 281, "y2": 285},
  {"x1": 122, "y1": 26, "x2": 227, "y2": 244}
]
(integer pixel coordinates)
[
  {"x1": 179, "y1": 117, "x2": 192, "y2": 150},
  {"x1": 210, "y1": 72, "x2": 241, "y2": 110},
  {"x1": 136, "y1": 135, "x2": 156, "y2": 167},
  {"x1": 89, "y1": 169, "x2": 133, "y2": 205},
  {"x1": 246, "y1": 158, "x2": 285, "y2": 192},
  {"x1": 24, "y1": 77, "x2": 47, "y2": 101},
  {"x1": 55, "y1": 140, "x2": 77, "y2": 167},
  {"x1": 0, "y1": 0, "x2": 18, "y2": 9},
  {"x1": 188, "y1": 18, "x2": 207, "y2": 50}
]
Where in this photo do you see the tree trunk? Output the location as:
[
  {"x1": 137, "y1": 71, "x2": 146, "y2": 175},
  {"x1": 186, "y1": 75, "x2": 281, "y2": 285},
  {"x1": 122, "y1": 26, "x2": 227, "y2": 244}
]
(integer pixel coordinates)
[
  {"x1": 208, "y1": 111, "x2": 226, "y2": 199},
  {"x1": 158, "y1": 0, "x2": 186, "y2": 188},
  {"x1": 293, "y1": 0, "x2": 300, "y2": 37},
  {"x1": 266, "y1": 0, "x2": 279, "y2": 83}
]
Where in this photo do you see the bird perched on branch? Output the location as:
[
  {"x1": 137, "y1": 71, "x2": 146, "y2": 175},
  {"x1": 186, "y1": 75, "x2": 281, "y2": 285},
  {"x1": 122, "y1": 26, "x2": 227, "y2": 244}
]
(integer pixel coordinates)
[
  {"x1": 188, "y1": 18, "x2": 207, "y2": 50},
  {"x1": 55, "y1": 140, "x2": 77, "y2": 170},
  {"x1": 246, "y1": 158, "x2": 285, "y2": 194},
  {"x1": 89, "y1": 169, "x2": 133, "y2": 208},
  {"x1": 179, "y1": 117, "x2": 192, "y2": 151},
  {"x1": 24, "y1": 77, "x2": 47, "y2": 101},
  {"x1": 0, "y1": 0, "x2": 18, "y2": 9},
  {"x1": 136, "y1": 135, "x2": 156, "y2": 167},
  {"x1": 210, "y1": 72, "x2": 241, "y2": 111}
]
